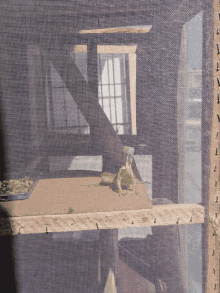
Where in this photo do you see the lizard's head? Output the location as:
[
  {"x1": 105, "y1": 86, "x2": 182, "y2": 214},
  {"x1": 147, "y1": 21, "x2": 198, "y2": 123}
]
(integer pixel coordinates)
[{"x1": 123, "y1": 146, "x2": 134, "y2": 165}]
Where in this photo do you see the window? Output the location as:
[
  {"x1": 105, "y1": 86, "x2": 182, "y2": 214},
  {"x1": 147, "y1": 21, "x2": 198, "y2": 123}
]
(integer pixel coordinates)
[
  {"x1": 97, "y1": 45, "x2": 137, "y2": 135},
  {"x1": 98, "y1": 53, "x2": 129, "y2": 134},
  {"x1": 48, "y1": 45, "x2": 137, "y2": 135},
  {"x1": 49, "y1": 46, "x2": 90, "y2": 134}
]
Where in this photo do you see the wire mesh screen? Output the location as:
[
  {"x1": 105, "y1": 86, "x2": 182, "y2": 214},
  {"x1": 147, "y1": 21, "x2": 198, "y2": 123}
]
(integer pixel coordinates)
[
  {"x1": 0, "y1": 0, "x2": 214, "y2": 292},
  {"x1": 0, "y1": 217, "x2": 205, "y2": 293}
]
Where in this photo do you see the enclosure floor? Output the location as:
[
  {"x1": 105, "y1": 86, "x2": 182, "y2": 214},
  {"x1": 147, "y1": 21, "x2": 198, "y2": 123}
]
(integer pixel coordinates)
[{"x1": 1, "y1": 177, "x2": 151, "y2": 217}]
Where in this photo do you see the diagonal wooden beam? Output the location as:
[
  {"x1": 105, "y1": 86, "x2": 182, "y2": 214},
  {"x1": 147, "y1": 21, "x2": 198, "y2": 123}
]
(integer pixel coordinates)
[
  {"x1": 48, "y1": 46, "x2": 121, "y2": 173},
  {"x1": 43, "y1": 45, "x2": 141, "y2": 178},
  {"x1": 165, "y1": 0, "x2": 203, "y2": 25}
]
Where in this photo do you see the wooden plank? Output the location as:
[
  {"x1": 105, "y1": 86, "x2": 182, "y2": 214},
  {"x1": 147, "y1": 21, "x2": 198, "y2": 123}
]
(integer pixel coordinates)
[
  {"x1": 0, "y1": 177, "x2": 152, "y2": 216},
  {"x1": 206, "y1": 1, "x2": 220, "y2": 292},
  {"x1": 97, "y1": 45, "x2": 137, "y2": 54},
  {"x1": 76, "y1": 26, "x2": 152, "y2": 34},
  {"x1": 0, "y1": 203, "x2": 204, "y2": 236}
]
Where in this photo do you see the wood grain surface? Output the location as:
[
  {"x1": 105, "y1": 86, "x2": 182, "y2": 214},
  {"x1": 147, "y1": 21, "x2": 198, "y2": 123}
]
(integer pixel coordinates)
[
  {"x1": 0, "y1": 203, "x2": 204, "y2": 236},
  {"x1": 206, "y1": 1, "x2": 220, "y2": 292},
  {"x1": 0, "y1": 177, "x2": 151, "y2": 217}
]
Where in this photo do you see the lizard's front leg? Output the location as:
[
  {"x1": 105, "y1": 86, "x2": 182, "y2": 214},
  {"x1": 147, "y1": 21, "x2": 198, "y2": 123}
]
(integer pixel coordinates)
[
  {"x1": 131, "y1": 175, "x2": 138, "y2": 195},
  {"x1": 116, "y1": 167, "x2": 126, "y2": 196}
]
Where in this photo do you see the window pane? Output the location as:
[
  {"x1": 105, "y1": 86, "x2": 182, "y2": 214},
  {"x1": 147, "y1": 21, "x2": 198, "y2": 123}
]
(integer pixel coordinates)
[
  {"x1": 108, "y1": 58, "x2": 114, "y2": 84},
  {"x1": 102, "y1": 85, "x2": 109, "y2": 97},
  {"x1": 98, "y1": 85, "x2": 102, "y2": 98},
  {"x1": 109, "y1": 85, "x2": 114, "y2": 97},
  {"x1": 115, "y1": 98, "x2": 123, "y2": 123},
  {"x1": 177, "y1": 12, "x2": 202, "y2": 204},
  {"x1": 99, "y1": 98, "x2": 102, "y2": 107},
  {"x1": 115, "y1": 84, "x2": 122, "y2": 96},
  {"x1": 98, "y1": 52, "x2": 133, "y2": 134},
  {"x1": 120, "y1": 54, "x2": 126, "y2": 84},
  {"x1": 102, "y1": 98, "x2": 111, "y2": 120},
  {"x1": 117, "y1": 124, "x2": 124, "y2": 134},
  {"x1": 110, "y1": 98, "x2": 116, "y2": 124},
  {"x1": 121, "y1": 84, "x2": 129, "y2": 123},
  {"x1": 113, "y1": 57, "x2": 121, "y2": 84},
  {"x1": 49, "y1": 48, "x2": 90, "y2": 134},
  {"x1": 101, "y1": 60, "x2": 109, "y2": 85}
]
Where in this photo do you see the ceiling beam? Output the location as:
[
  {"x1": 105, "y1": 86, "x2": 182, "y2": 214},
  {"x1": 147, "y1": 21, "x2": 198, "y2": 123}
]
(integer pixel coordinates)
[
  {"x1": 0, "y1": 0, "x2": 203, "y2": 40},
  {"x1": 0, "y1": 1, "x2": 160, "y2": 18}
]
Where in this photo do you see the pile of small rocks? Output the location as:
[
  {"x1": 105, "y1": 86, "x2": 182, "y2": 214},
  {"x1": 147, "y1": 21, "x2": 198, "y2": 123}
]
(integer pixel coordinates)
[{"x1": 0, "y1": 177, "x2": 33, "y2": 195}]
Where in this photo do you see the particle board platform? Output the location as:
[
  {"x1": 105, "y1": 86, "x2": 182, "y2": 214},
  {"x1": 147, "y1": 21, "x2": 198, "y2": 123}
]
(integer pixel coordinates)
[
  {"x1": 0, "y1": 177, "x2": 152, "y2": 216},
  {"x1": 0, "y1": 177, "x2": 204, "y2": 236}
]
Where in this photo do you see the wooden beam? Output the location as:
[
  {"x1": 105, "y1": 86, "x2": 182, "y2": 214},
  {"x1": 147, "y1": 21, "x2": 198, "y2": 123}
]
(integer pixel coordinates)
[
  {"x1": 205, "y1": 1, "x2": 219, "y2": 292},
  {"x1": 76, "y1": 26, "x2": 152, "y2": 34},
  {"x1": 45, "y1": 46, "x2": 122, "y2": 173},
  {"x1": 97, "y1": 45, "x2": 137, "y2": 54},
  {"x1": 0, "y1": 203, "x2": 204, "y2": 236},
  {"x1": 72, "y1": 44, "x2": 137, "y2": 54},
  {"x1": 166, "y1": 0, "x2": 203, "y2": 24},
  {"x1": 0, "y1": 1, "x2": 159, "y2": 18},
  {"x1": 0, "y1": 0, "x2": 202, "y2": 40},
  {"x1": 0, "y1": 0, "x2": 202, "y2": 22},
  {"x1": 147, "y1": 23, "x2": 183, "y2": 203},
  {"x1": 44, "y1": 45, "x2": 142, "y2": 178}
]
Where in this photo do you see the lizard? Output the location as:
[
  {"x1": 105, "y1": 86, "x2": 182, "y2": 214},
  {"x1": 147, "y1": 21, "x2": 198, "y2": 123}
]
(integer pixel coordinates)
[
  {"x1": 114, "y1": 146, "x2": 138, "y2": 196},
  {"x1": 81, "y1": 146, "x2": 150, "y2": 196}
]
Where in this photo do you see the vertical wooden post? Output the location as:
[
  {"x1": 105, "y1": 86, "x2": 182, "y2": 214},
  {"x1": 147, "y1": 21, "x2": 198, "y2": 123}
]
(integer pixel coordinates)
[
  {"x1": 201, "y1": 1, "x2": 214, "y2": 292},
  {"x1": 147, "y1": 22, "x2": 183, "y2": 203},
  {"x1": 87, "y1": 43, "x2": 120, "y2": 293},
  {"x1": 0, "y1": 39, "x2": 31, "y2": 175},
  {"x1": 87, "y1": 41, "x2": 101, "y2": 155},
  {"x1": 98, "y1": 229, "x2": 120, "y2": 293},
  {"x1": 87, "y1": 42, "x2": 98, "y2": 95}
]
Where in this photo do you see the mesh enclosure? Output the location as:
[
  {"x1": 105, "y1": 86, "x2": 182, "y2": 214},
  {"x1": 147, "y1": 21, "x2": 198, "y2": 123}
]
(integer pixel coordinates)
[{"x1": 0, "y1": 1, "x2": 214, "y2": 292}]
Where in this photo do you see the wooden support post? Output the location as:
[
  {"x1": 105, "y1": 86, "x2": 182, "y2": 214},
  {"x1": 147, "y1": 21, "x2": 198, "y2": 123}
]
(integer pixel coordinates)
[
  {"x1": 87, "y1": 42, "x2": 101, "y2": 155},
  {"x1": 205, "y1": 0, "x2": 219, "y2": 292},
  {"x1": 147, "y1": 22, "x2": 183, "y2": 203},
  {"x1": 98, "y1": 229, "x2": 120, "y2": 293},
  {"x1": 0, "y1": 40, "x2": 32, "y2": 175},
  {"x1": 87, "y1": 42, "x2": 120, "y2": 293}
]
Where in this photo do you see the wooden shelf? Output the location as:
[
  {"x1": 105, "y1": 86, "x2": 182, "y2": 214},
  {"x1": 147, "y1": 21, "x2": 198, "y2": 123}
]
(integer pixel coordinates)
[
  {"x1": 0, "y1": 176, "x2": 204, "y2": 235},
  {"x1": 0, "y1": 203, "x2": 204, "y2": 236}
]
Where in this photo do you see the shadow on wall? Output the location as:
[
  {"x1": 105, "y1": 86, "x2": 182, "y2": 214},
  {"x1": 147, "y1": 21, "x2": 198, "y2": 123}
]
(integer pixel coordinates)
[
  {"x1": 0, "y1": 80, "x2": 8, "y2": 181},
  {"x1": 0, "y1": 204, "x2": 18, "y2": 292},
  {"x1": 0, "y1": 86, "x2": 17, "y2": 291},
  {"x1": 119, "y1": 198, "x2": 187, "y2": 293}
]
